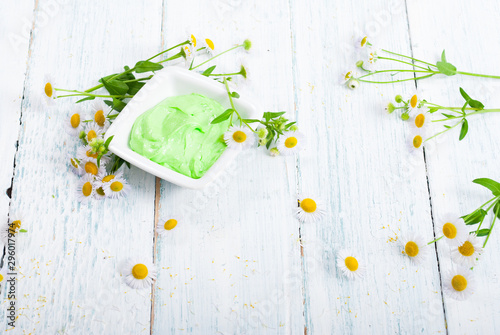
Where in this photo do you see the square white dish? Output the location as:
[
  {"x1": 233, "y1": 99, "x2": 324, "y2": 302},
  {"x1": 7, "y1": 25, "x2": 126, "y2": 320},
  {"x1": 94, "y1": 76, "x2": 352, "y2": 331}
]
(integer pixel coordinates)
[{"x1": 105, "y1": 66, "x2": 259, "y2": 189}]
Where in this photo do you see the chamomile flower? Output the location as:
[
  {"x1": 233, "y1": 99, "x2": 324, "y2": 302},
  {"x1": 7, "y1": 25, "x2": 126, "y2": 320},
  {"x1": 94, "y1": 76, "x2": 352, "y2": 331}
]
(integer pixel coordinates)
[
  {"x1": 296, "y1": 196, "x2": 326, "y2": 223},
  {"x1": 43, "y1": 74, "x2": 57, "y2": 105},
  {"x1": 69, "y1": 156, "x2": 83, "y2": 176},
  {"x1": 85, "y1": 122, "x2": 103, "y2": 143},
  {"x1": 122, "y1": 259, "x2": 156, "y2": 289},
  {"x1": 77, "y1": 145, "x2": 99, "y2": 161},
  {"x1": 443, "y1": 267, "x2": 475, "y2": 301},
  {"x1": 64, "y1": 107, "x2": 84, "y2": 136},
  {"x1": 408, "y1": 94, "x2": 421, "y2": 112},
  {"x1": 411, "y1": 110, "x2": 431, "y2": 130},
  {"x1": 269, "y1": 147, "x2": 280, "y2": 157},
  {"x1": 157, "y1": 215, "x2": 183, "y2": 235},
  {"x1": 102, "y1": 175, "x2": 130, "y2": 199},
  {"x1": 385, "y1": 102, "x2": 396, "y2": 114},
  {"x1": 224, "y1": 125, "x2": 255, "y2": 150},
  {"x1": 76, "y1": 174, "x2": 96, "y2": 203},
  {"x1": 94, "y1": 184, "x2": 107, "y2": 200},
  {"x1": 189, "y1": 34, "x2": 197, "y2": 48},
  {"x1": 408, "y1": 130, "x2": 426, "y2": 153},
  {"x1": 181, "y1": 45, "x2": 194, "y2": 66},
  {"x1": 451, "y1": 234, "x2": 483, "y2": 266},
  {"x1": 201, "y1": 38, "x2": 215, "y2": 55},
  {"x1": 340, "y1": 70, "x2": 356, "y2": 85},
  {"x1": 336, "y1": 249, "x2": 366, "y2": 279},
  {"x1": 98, "y1": 170, "x2": 124, "y2": 185},
  {"x1": 346, "y1": 78, "x2": 360, "y2": 90},
  {"x1": 437, "y1": 216, "x2": 467, "y2": 246},
  {"x1": 277, "y1": 131, "x2": 306, "y2": 156},
  {"x1": 0, "y1": 214, "x2": 24, "y2": 244},
  {"x1": 80, "y1": 157, "x2": 106, "y2": 177},
  {"x1": 400, "y1": 233, "x2": 430, "y2": 264},
  {"x1": 355, "y1": 36, "x2": 369, "y2": 51},
  {"x1": 90, "y1": 100, "x2": 111, "y2": 130},
  {"x1": 0, "y1": 267, "x2": 7, "y2": 286}
]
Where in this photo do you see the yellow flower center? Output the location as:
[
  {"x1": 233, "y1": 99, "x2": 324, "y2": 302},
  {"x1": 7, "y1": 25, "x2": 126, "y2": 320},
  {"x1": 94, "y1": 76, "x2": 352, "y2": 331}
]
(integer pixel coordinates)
[
  {"x1": 0, "y1": 274, "x2": 3, "y2": 282},
  {"x1": 191, "y1": 34, "x2": 197, "y2": 47},
  {"x1": 86, "y1": 150, "x2": 98, "y2": 159},
  {"x1": 415, "y1": 114, "x2": 425, "y2": 128},
  {"x1": 361, "y1": 36, "x2": 367, "y2": 47},
  {"x1": 94, "y1": 110, "x2": 106, "y2": 127},
  {"x1": 82, "y1": 182, "x2": 93, "y2": 197},
  {"x1": 458, "y1": 241, "x2": 475, "y2": 257},
  {"x1": 110, "y1": 181, "x2": 123, "y2": 192},
  {"x1": 410, "y1": 94, "x2": 418, "y2": 108},
  {"x1": 405, "y1": 241, "x2": 419, "y2": 257},
  {"x1": 12, "y1": 220, "x2": 21, "y2": 231},
  {"x1": 344, "y1": 256, "x2": 359, "y2": 272},
  {"x1": 132, "y1": 264, "x2": 148, "y2": 280},
  {"x1": 205, "y1": 38, "x2": 215, "y2": 50},
  {"x1": 442, "y1": 222, "x2": 457, "y2": 239},
  {"x1": 87, "y1": 130, "x2": 97, "y2": 141},
  {"x1": 96, "y1": 187, "x2": 105, "y2": 196},
  {"x1": 344, "y1": 71, "x2": 352, "y2": 80},
  {"x1": 102, "y1": 175, "x2": 115, "y2": 183},
  {"x1": 413, "y1": 135, "x2": 423, "y2": 149},
  {"x1": 300, "y1": 198, "x2": 317, "y2": 213},
  {"x1": 232, "y1": 131, "x2": 247, "y2": 143},
  {"x1": 70, "y1": 113, "x2": 80, "y2": 128},
  {"x1": 44, "y1": 82, "x2": 53, "y2": 98},
  {"x1": 164, "y1": 219, "x2": 178, "y2": 230},
  {"x1": 84, "y1": 162, "x2": 98, "y2": 175},
  {"x1": 285, "y1": 137, "x2": 298, "y2": 148},
  {"x1": 451, "y1": 275, "x2": 467, "y2": 292},
  {"x1": 70, "y1": 158, "x2": 79, "y2": 169}
]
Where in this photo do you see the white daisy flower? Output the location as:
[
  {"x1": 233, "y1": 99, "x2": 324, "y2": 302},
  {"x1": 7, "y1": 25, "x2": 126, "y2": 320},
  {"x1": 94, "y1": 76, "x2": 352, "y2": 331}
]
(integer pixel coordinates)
[
  {"x1": 122, "y1": 259, "x2": 156, "y2": 289},
  {"x1": 43, "y1": 74, "x2": 57, "y2": 105},
  {"x1": 90, "y1": 100, "x2": 111, "y2": 130},
  {"x1": 76, "y1": 174, "x2": 96, "y2": 203},
  {"x1": 94, "y1": 183, "x2": 107, "y2": 200},
  {"x1": 80, "y1": 157, "x2": 106, "y2": 177},
  {"x1": 85, "y1": 122, "x2": 103, "y2": 143},
  {"x1": 296, "y1": 196, "x2": 326, "y2": 223},
  {"x1": 181, "y1": 44, "x2": 194, "y2": 67},
  {"x1": 201, "y1": 38, "x2": 215, "y2": 55},
  {"x1": 411, "y1": 110, "x2": 431, "y2": 130},
  {"x1": 277, "y1": 131, "x2": 306, "y2": 156},
  {"x1": 0, "y1": 213, "x2": 24, "y2": 244},
  {"x1": 443, "y1": 267, "x2": 475, "y2": 301},
  {"x1": 157, "y1": 215, "x2": 183, "y2": 235},
  {"x1": 355, "y1": 36, "x2": 369, "y2": 51},
  {"x1": 336, "y1": 249, "x2": 366, "y2": 280},
  {"x1": 223, "y1": 125, "x2": 255, "y2": 150},
  {"x1": 400, "y1": 233, "x2": 430, "y2": 264},
  {"x1": 77, "y1": 145, "x2": 99, "y2": 161},
  {"x1": 189, "y1": 34, "x2": 197, "y2": 48},
  {"x1": 451, "y1": 234, "x2": 483, "y2": 266},
  {"x1": 346, "y1": 78, "x2": 360, "y2": 90},
  {"x1": 98, "y1": 170, "x2": 124, "y2": 185},
  {"x1": 269, "y1": 147, "x2": 280, "y2": 157},
  {"x1": 64, "y1": 107, "x2": 84, "y2": 137},
  {"x1": 0, "y1": 267, "x2": 8, "y2": 286},
  {"x1": 437, "y1": 215, "x2": 468, "y2": 246},
  {"x1": 68, "y1": 156, "x2": 83, "y2": 176},
  {"x1": 408, "y1": 130, "x2": 427, "y2": 153},
  {"x1": 102, "y1": 175, "x2": 130, "y2": 199}
]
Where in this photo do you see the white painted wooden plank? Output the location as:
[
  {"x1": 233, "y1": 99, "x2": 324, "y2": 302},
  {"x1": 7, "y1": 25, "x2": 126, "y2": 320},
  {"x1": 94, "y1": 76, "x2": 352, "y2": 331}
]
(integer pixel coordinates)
[
  {"x1": 407, "y1": 0, "x2": 500, "y2": 333},
  {"x1": 152, "y1": 0, "x2": 304, "y2": 333},
  {"x1": 0, "y1": 1, "x2": 163, "y2": 333},
  {"x1": 288, "y1": 0, "x2": 447, "y2": 333},
  {"x1": 0, "y1": 0, "x2": 36, "y2": 239}
]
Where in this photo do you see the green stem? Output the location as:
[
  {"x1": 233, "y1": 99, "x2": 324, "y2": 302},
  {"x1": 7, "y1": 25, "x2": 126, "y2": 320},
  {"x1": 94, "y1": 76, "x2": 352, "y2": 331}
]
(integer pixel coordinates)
[
  {"x1": 424, "y1": 120, "x2": 461, "y2": 142},
  {"x1": 380, "y1": 48, "x2": 437, "y2": 67},
  {"x1": 377, "y1": 56, "x2": 431, "y2": 71},
  {"x1": 457, "y1": 71, "x2": 500, "y2": 80},
  {"x1": 158, "y1": 52, "x2": 184, "y2": 64},
  {"x1": 191, "y1": 44, "x2": 243, "y2": 70},
  {"x1": 208, "y1": 72, "x2": 242, "y2": 77},
  {"x1": 427, "y1": 235, "x2": 444, "y2": 245},
  {"x1": 432, "y1": 109, "x2": 500, "y2": 122},
  {"x1": 464, "y1": 196, "x2": 498, "y2": 223},
  {"x1": 483, "y1": 203, "x2": 500, "y2": 247},
  {"x1": 145, "y1": 40, "x2": 190, "y2": 62},
  {"x1": 357, "y1": 74, "x2": 435, "y2": 84},
  {"x1": 358, "y1": 69, "x2": 437, "y2": 80},
  {"x1": 223, "y1": 77, "x2": 254, "y2": 131},
  {"x1": 477, "y1": 197, "x2": 500, "y2": 233},
  {"x1": 122, "y1": 76, "x2": 153, "y2": 83}
]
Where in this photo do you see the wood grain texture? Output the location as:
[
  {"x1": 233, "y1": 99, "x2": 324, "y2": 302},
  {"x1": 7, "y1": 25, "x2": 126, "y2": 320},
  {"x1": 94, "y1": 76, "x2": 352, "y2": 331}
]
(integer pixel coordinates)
[{"x1": 407, "y1": 0, "x2": 500, "y2": 333}]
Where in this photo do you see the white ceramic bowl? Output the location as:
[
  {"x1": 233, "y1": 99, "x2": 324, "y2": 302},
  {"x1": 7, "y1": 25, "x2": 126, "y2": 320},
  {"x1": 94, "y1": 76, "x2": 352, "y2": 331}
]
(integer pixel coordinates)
[{"x1": 105, "y1": 66, "x2": 259, "y2": 189}]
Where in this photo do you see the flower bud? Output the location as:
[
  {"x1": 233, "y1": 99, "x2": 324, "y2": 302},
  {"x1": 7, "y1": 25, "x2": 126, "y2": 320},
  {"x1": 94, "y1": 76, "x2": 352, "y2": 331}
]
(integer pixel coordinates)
[
  {"x1": 385, "y1": 103, "x2": 396, "y2": 114},
  {"x1": 401, "y1": 112, "x2": 410, "y2": 121},
  {"x1": 356, "y1": 60, "x2": 364, "y2": 68},
  {"x1": 347, "y1": 78, "x2": 360, "y2": 90},
  {"x1": 270, "y1": 147, "x2": 280, "y2": 157},
  {"x1": 395, "y1": 95, "x2": 403, "y2": 103},
  {"x1": 290, "y1": 125, "x2": 299, "y2": 131},
  {"x1": 259, "y1": 138, "x2": 267, "y2": 146},
  {"x1": 257, "y1": 128, "x2": 268, "y2": 139}
]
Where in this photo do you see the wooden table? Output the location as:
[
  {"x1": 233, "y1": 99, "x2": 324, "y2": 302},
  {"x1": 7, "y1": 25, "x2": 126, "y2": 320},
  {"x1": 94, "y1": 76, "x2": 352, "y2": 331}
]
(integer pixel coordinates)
[{"x1": 1, "y1": 0, "x2": 500, "y2": 333}]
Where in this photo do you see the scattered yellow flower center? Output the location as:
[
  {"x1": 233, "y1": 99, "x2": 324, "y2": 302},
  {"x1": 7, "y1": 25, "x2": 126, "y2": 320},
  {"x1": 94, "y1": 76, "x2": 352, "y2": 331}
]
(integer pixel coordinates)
[
  {"x1": 405, "y1": 241, "x2": 419, "y2": 257},
  {"x1": 82, "y1": 182, "x2": 93, "y2": 197},
  {"x1": 415, "y1": 114, "x2": 425, "y2": 128},
  {"x1": 205, "y1": 38, "x2": 215, "y2": 50},
  {"x1": 345, "y1": 256, "x2": 359, "y2": 272},
  {"x1": 232, "y1": 131, "x2": 247, "y2": 143},
  {"x1": 102, "y1": 175, "x2": 115, "y2": 183},
  {"x1": 96, "y1": 187, "x2": 105, "y2": 196},
  {"x1": 458, "y1": 241, "x2": 475, "y2": 257},
  {"x1": 451, "y1": 275, "x2": 467, "y2": 292},
  {"x1": 44, "y1": 82, "x2": 53, "y2": 98},
  {"x1": 70, "y1": 113, "x2": 80, "y2": 128},
  {"x1": 300, "y1": 198, "x2": 317, "y2": 213},
  {"x1": 413, "y1": 135, "x2": 423, "y2": 149},
  {"x1": 344, "y1": 71, "x2": 352, "y2": 80},
  {"x1": 410, "y1": 94, "x2": 418, "y2": 108},
  {"x1": 12, "y1": 220, "x2": 21, "y2": 232},
  {"x1": 94, "y1": 110, "x2": 106, "y2": 127},
  {"x1": 132, "y1": 264, "x2": 148, "y2": 280},
  {"x1": 87, "y1": 130, "x2": 97, "y2": 141},
  {"x1": 110, "y1": 181, "x2": 124, "y2": 192},
  {"x1": 86, "y1": 150, "x2": 98, "y2": 159},
  {"x1": 164, "y1": 219, "x2": 178, "y2": 230},
  {"x1": 84, "y1": 162, "x2": 98, "y2": 175},
  {"x1": 361, "y1": 36, "x2": 367, "y2": 47},
  {"x1": 70, "y1": 158, "x2": 79, "y2": 169},
  {"x1": 285, "y1": 137, "x2": 298, "y2": 148},
  {"x1": 191, "y1": 34, "x2": 197, "y2": 47},
  {"x1": 442, "y1": 222, "x2": 457, "y2": 239}
]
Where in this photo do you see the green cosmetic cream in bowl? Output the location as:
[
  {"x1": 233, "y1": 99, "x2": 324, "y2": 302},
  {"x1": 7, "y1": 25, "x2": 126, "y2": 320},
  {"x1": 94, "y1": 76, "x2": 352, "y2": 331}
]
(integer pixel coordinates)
[{"x1": 105, "y1": 67, "x2": 259, "y2": 189}]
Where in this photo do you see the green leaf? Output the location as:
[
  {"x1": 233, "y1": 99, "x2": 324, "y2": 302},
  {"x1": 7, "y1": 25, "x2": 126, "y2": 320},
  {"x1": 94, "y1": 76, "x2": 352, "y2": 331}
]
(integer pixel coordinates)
[
  {"x1": 441, "y1": 113, "x2": 455, "y2": 119},
  {"x1": 459, "y1": 87, "x2": 471, "y2": 102},
  {"x1": 104, "y1": 100, "x2": 113, "y2": 107},
  {"x1": 459, "y1": 119, "x2": 468, "y2": 141},
  {"x1": 476, "y1": 228, "x2": 491, "y2": 237},
  {"x1": 127, "y1": 81, "x2": 145, "y2": 95},
  {"x1": 469, "y1": 99, "x2": 484, "y2": 110},
  {"x1": 134, "y1": 61, "x2": 163, "y2": 73},
  {"x1": 473, "y1": 178, "x2": 500, "y2": 196},
  {"x1": 242, "y1": 118, "x2": 261, "y2": 123},
  {"x1": 99, "y1": 72, "x2": 135, "y2": 83},
  {"x1": 101, "y1": 78, "x2": 129, "y2": 96},
  {"x1": 263, "y1": 112, "x2": 286, "y2": 120},
  {"x1": 211, "y1": 109, "x2": 234, "y2": 124},
  {"x1": 441, "y1": 50, "x2": 447, "y2": 62},
  {"x1": 76, "y1": 96, "x2": 96, "y2": 103},
  {"x1": 462, "y1": 208, "x2": 487, "y2": 225},
  {"x1": 112, "y1": 98, "x2": 127, "y2": 112},
  {"x1": 436, "y1": 52, "x2": 457, "y2": 76},
  {"x1": 19, "y1": 229, "x2": 27, "y2": 233},
  {"x1": 97, "y1": 155, "x2": 101, "y2": 167},
  {"x1": 428, "y1": 107, "x2": 439, "y2": 113},
  {"x1": 494, "y1": 202, "x2": 500, "y2": 220},
  {"x1": 202, "y1": 65, "x2": 216, "y2": 76},
  {"x1": 444, "y1": 125, "x2": 451, "y2": 129},
  {"x1": 104, "y1": 135, "x2": 114, "y2": 149},
  {"x1": 231, "y1": 92, "x2": 240, "y2": 99}
]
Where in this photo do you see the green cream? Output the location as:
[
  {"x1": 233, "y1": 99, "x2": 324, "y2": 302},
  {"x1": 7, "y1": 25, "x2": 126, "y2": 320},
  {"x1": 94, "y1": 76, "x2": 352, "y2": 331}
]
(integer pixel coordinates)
[{"x1": 129, "y1": 93, "x2": 229, "y2": 179}]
